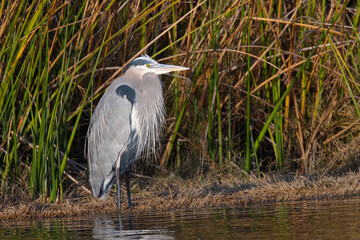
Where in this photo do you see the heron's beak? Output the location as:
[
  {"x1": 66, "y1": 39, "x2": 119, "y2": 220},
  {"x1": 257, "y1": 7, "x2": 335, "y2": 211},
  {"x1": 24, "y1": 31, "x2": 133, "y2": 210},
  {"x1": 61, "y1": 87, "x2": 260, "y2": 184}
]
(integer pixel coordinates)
[{"x1": 150, "y1": 63, "x2": 189, "y2": 75}]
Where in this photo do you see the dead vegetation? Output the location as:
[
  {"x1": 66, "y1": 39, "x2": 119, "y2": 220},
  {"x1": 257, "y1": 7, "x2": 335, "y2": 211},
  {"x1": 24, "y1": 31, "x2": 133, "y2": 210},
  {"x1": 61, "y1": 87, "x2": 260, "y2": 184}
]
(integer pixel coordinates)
[{"x1": 2, "y1": 170, "x2": 360, "y2": 221}]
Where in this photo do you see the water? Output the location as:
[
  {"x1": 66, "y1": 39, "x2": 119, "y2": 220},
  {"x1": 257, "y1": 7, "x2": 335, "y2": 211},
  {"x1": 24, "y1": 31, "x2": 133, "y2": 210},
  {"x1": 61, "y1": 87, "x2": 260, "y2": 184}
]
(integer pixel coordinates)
[{"x1": 2, "y1": 197, "x2": 360, "y2": 239}]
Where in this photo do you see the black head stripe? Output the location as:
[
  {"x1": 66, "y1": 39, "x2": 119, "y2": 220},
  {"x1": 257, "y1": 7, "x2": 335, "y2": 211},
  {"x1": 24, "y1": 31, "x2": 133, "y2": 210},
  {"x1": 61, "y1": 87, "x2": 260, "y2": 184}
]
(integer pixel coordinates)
[
  {"x1": 116, "y1": 85, "x2": 136, "y2": 105},
  {"x1": 123, "y1": 58, "x2": 153, "y2": 73}
]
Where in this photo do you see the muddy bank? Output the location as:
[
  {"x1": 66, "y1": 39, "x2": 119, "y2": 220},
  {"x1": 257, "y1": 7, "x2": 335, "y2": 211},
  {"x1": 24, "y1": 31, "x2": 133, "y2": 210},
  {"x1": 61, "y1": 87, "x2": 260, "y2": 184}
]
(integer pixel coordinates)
[{"x1": 1, "y1": 171, "x2": 360, "y2": 220}]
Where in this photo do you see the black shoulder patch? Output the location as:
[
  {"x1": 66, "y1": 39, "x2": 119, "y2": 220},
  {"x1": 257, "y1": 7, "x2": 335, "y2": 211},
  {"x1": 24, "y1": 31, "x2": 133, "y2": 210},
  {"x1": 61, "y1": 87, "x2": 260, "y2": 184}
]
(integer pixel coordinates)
[{"x1": 116, "y1": 85, "x2": 136, "y2": 105}]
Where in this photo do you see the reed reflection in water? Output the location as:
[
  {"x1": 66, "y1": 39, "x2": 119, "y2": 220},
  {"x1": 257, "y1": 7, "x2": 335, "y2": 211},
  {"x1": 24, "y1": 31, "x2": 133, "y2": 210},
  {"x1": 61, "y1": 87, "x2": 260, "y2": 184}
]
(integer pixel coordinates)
[{"x1": 1, "y1": 197, "x2": 360, "y2": 239}]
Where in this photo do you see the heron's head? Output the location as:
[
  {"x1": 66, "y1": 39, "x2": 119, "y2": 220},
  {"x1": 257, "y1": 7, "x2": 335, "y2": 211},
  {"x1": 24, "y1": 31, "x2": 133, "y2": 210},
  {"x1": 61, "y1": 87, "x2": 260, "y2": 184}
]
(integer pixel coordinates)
[{"x1": 123, "y1": 55, "x2": 189, "y2": 77}]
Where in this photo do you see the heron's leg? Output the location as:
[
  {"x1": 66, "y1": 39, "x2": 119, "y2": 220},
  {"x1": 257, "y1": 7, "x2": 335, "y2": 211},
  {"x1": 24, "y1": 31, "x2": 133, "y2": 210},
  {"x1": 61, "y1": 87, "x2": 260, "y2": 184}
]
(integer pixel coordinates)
[
  {"x1": 116, "y1": 167, "x2": 121, "y2": 210},
  {"x1": 125, "y1": 170, "x2": 132, "y2": 209}
]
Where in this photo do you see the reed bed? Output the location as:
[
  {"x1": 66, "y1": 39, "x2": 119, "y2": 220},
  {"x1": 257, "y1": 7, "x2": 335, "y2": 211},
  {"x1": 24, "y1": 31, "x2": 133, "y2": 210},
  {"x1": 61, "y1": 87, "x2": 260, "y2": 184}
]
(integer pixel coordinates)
[
  {"x1": 0, "y1": 0, "x2": 359, "y2": 203},
  {"x1": 2, "y1": 170, "x2": 360, "y2": 220}
]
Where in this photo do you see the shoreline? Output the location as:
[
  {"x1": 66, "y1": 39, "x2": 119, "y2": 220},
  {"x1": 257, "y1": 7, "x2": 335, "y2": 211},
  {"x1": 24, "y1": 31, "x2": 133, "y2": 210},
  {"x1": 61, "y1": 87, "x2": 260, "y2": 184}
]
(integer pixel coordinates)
[{"x1": 1, "y1": 171, "x2": 360, "y2": 221}]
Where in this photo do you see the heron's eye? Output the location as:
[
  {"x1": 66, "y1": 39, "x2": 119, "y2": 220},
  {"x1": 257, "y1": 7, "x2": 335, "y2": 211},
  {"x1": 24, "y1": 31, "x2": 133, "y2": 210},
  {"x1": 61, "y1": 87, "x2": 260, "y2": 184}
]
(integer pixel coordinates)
[{"x1": 146, "y1": 64, "x2": 150, "y2": 67}]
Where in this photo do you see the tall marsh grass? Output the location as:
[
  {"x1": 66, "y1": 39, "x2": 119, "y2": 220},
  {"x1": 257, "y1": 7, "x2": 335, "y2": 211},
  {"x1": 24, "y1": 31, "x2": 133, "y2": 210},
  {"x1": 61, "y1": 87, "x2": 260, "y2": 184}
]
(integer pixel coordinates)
[{"x1": 0, "y1": 0, "x2": 359, "y2": 202}]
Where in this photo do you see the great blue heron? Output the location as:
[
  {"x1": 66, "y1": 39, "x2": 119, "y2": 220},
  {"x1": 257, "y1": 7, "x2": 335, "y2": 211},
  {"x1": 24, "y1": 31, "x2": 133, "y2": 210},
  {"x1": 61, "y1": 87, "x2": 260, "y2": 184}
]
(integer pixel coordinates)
[{"x1": 86, "y1": 55, "x2": 189, "y2": 210}]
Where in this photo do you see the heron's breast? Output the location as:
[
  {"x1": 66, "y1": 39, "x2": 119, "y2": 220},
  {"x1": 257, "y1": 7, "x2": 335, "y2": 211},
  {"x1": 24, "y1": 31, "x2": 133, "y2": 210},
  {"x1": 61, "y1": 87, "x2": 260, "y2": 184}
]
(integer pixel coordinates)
[{"x1": 130, "y1": 92, "x2": 165, "y2": 154}]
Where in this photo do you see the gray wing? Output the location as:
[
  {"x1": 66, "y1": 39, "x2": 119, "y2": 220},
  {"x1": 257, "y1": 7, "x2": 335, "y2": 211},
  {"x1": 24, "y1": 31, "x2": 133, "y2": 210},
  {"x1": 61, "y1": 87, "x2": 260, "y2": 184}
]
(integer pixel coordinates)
[{"x1": 86, "y1": 77, "x2": 133, "y2": 199}]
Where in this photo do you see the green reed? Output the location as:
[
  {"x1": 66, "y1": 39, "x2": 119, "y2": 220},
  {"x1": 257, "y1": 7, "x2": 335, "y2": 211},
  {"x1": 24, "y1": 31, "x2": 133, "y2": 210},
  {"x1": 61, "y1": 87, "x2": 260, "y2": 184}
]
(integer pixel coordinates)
[
  {"x1": 0, "y1": 0, "x2": 167, "y2": 201},
  {"x1": 1, "y1": 0, "x2": 360, "y2": 201}
]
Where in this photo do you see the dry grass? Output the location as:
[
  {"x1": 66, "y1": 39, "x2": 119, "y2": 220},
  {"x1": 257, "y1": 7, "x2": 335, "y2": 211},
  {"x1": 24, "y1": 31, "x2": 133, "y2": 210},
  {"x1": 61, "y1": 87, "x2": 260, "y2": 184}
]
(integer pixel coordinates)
[{"x1": 2, "y1": 170, "x2": 360, "y2": 221}]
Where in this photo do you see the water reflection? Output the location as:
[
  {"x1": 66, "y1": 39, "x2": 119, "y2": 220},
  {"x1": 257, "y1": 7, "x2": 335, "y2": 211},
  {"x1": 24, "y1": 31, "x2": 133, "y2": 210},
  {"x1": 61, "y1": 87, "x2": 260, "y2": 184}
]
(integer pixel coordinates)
[
  {"x1": 2, "y1": 198, "x2": 360, "y2": 239},
  {"x1": 93, "y1": 215, "x2": 174, "y2": 240}
]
